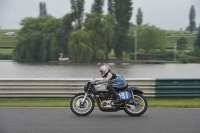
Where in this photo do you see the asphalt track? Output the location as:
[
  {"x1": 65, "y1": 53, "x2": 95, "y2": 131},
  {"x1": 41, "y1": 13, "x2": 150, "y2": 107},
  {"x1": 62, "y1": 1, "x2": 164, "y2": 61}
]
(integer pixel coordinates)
[{"x1": 0, "y1": 107, "x2": 199, "y2": 133}]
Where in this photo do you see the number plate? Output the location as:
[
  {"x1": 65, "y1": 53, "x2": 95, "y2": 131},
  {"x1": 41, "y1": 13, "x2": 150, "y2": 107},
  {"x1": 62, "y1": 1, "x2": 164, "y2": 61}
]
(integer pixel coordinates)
[{"x1": 119, "y1": 91, "x2": 132, "y2": 100}]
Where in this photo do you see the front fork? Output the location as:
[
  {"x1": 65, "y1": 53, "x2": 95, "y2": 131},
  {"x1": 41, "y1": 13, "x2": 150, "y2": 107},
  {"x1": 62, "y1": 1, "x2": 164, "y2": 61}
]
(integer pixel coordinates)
[{"x1": 81, "y1": 92, "x2": 88, "y2": 103}]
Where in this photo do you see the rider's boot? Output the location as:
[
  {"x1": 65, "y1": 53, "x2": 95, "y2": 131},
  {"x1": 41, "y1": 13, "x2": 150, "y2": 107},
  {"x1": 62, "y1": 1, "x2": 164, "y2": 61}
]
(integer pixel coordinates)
[
  {"x1": 113, "y1": 93, "x2": 122, "y2": 104},
  {"x1": 107, "y1": 85, "x2": 122, "y2": 104}
]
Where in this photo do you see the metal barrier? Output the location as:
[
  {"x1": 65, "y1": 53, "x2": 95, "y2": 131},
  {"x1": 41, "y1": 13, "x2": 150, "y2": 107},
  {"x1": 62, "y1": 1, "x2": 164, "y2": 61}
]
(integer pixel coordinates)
[
  {"x1": 0, "y1": 78, "x2": 155, "y2": 98},
  {"x1": 0, "y1": 78, "x2": 199, "y2": 98},
  {"x1": 156, "y1": 78, "x2": 200, "y2": 97}
]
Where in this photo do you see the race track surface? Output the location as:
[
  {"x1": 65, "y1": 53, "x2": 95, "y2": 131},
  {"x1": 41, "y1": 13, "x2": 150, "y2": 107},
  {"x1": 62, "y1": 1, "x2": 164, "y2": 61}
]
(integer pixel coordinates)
[{"x1": 0, "y1": 107, "x2": 199, "y2": 133}]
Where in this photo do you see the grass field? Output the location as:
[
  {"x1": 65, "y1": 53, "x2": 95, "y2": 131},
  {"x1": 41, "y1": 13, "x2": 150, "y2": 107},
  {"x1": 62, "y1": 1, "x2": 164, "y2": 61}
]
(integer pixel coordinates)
[
  {"x1": 0, "y1": 98, "x2": 199, "y2": 108},
  {"x1": 0, "y1": 49, "x2": 13, "y2": 54},
  {"x1": 0, "y1": 29, "x2": 18, "y2": 56},
  {"x1": 0, "y1": 36, "x2": 16, "y2": 42}
]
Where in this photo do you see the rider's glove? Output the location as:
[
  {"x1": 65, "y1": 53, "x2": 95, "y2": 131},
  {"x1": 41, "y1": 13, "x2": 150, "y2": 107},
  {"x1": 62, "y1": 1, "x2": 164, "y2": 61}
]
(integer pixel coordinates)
[{"x1": 94, "y1": 81, "x2": 99, "y2": 85}]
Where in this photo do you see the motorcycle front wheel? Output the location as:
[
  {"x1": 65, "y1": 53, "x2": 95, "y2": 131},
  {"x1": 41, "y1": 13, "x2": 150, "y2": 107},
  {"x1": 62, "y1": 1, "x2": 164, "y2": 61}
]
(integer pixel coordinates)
[
  {"x1": 70, "y1": 93, "x2": 94, "y2": 116},
  {"x1": 124, "y1": 93, "x2": 148, "y2": 116}
]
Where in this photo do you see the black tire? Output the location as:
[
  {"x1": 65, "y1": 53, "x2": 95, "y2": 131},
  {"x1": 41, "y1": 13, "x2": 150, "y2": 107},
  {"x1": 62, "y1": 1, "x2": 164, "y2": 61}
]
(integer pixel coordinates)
[
  {"x1": 124, "y1": 93, "x2": 148, "y2": 116},
  {"x1": 70, "y1": 93, "x2": 94, "y2": 116}
]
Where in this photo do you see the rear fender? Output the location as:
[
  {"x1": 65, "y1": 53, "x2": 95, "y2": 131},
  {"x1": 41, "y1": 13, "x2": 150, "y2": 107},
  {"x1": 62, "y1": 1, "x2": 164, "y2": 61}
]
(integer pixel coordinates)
[{"x1": 126, "y1": 86, "x2": 143, "y2": 94}]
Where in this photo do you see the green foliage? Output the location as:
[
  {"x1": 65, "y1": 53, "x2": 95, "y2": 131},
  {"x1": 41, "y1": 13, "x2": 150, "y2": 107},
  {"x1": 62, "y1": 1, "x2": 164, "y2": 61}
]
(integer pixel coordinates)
[
  {"x1": 39, "y1": 2, "x2": 47, "y2": 16},
  {"x1": 129, "y1": 24, "x2": 166, "y2": 53},
  {"x1": 194, "y1": 30, "x2": 200, "y2": 47},
  {"x1": 68, "y1": 30, "x2": 93, "y2": 62},
  {"x1": 14, "y1": 14, "x2": 74, "y2": 62},
  {"x1": 108, "y1": 0, "x2": 115, "y2": 14},
  {"x1": 136, "y1": 8, "x2": 143, "y2": 26},
  {"x1": 84, "y1": 12, "x2": 115, "y2": 59},
  {"x1": 164, "y1": 51, "x2": 174, "y2": 60},
  {"x1": 0, "y1": 53, "x2": 12, "y2": 60},
  {"x1": 187, "y1": 56, "x2": 200, "y2": 63},
  {"x1": 189, "y1": 5, "x2": 196, "y2": 33},
  {"x1": 177, "y1": 37, "x2": 187, "y2": 50},
  {"x1": 193, "y1": 30, "x2": 200, "y2": 58},
  {"x1": 9, "y1": 1, "x2": 199, "y2": 63},
  {"x1": 60, "y1": 13, "x2": 76, "y2": 56},
  {"x1": 91, "y1": 0, "x2": 104, "y2": 14},
  {"x1": 123, "y1": 34, "x2": 135, "y2": 53},
  {"x1": 114, "y1": 0, "x2": 133, "y2": 28},
  {"x1": 70, "y1": 0, "x2": 84, "y2": 30},
  {"x1": 178, "y1": 52, "x2": 199, "y2": 63},
  {"x1": 1, "y1": 98, "x2": 200, "y2": 108},
  {"x1": 113, "y1": 0, "x2": 133, "y2": 58},
  {"x1": 14, "y1": 16, "x2": 44, "y2": 61}
]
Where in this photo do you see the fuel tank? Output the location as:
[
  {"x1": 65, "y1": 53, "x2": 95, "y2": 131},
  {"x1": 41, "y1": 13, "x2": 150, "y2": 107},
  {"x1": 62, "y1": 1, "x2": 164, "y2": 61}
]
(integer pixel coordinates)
[{"x1": 94, "y1": 83, "x2": 108, "y2": 92}]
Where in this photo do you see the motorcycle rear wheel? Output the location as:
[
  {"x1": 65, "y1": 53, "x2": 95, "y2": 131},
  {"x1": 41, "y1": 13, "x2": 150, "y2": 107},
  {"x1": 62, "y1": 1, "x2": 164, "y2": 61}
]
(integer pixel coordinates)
[
  {"x1": 70, "y1": 93, "x2": 94, "y2": 116},
  {"x1": 124, "y1": 93, "x2": 148, "y2": 116}
]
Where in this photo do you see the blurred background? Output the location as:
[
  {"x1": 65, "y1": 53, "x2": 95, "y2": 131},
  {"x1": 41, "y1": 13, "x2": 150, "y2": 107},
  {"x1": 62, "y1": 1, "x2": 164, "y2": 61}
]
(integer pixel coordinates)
[{"x1": 0, "y1": 0, "x2": 200, "y2": 78}]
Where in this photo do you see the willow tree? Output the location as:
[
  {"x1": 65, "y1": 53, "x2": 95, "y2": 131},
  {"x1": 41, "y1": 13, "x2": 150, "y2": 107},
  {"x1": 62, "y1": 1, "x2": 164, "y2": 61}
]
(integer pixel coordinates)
[
  {"x1": 40, "y1": 17, "x2": 61, "y2": 61},
  {"x1": 68, "y1": 30, "x2": 93, "y2": 62},
  {"x1": 84, "y1": 12, "x2": 115, "y2": 59},
  {"x1": 14, "y1": 15, "x2": 63, "y2": 62},
  {"x1": 14, "y1": 16, "x2": 53, "y2": 62}
]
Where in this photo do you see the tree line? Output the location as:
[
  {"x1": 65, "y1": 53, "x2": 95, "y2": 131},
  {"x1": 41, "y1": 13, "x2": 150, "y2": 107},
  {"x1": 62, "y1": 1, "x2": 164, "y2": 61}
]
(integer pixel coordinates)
[{"x1": 13, "y1": 1, "x2": 200, "y2": 63}]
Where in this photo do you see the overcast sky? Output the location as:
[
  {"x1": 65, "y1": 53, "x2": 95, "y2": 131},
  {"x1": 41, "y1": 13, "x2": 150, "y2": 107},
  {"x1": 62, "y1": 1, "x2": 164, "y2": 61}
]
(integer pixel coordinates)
[{"x1": 0, "y1": 0, "x2": 199, "y2": 30}]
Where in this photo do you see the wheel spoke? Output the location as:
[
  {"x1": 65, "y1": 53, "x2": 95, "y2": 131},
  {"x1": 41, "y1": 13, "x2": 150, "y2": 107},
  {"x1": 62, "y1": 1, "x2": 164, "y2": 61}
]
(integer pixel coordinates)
[
  {"x1": 72, "y1": 95, "x2": 93, "y2": 115},
  {"x1": 126, "y1": 94, "x2": 146, "y2": 114}
]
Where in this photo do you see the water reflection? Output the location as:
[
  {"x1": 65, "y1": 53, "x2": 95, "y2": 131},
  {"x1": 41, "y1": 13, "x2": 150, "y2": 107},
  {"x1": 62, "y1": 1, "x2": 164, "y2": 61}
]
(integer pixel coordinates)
[{"x1": 0, "y1": 61, "x2": 200, "y2": 78}]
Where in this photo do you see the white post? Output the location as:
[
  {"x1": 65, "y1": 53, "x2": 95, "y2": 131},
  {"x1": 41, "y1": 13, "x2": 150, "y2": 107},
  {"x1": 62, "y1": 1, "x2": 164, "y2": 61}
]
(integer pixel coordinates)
[{"x1": 134, "y1": 30, "x2": 137, "y2": 60}]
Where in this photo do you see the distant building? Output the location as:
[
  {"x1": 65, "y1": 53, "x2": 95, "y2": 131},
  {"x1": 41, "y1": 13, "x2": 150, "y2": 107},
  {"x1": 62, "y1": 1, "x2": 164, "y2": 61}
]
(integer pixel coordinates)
[
  {"x1": 5, "y1": 32, "x2": 15, "y2": 36},
  {"x1": 192, "y1": 31, "x2": 199, "y2": 35}
]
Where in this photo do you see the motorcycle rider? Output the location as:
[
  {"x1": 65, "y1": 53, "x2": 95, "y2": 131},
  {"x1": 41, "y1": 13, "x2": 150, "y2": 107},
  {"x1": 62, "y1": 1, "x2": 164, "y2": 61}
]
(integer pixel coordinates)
[{"x1": 95, "y1": 64, "x2": 128, "y2": 104}]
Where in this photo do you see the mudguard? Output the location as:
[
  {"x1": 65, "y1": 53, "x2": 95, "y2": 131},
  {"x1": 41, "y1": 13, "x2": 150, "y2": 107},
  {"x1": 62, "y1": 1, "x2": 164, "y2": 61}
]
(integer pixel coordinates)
[{"x1": 125, "y1": 86, "x2": 143, "y2": 94}]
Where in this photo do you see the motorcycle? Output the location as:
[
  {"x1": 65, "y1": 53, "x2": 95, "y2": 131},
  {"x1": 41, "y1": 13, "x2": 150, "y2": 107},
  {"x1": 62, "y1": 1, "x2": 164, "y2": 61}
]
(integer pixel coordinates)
[{"x1": 70, "y1": 79, "x2": 148, "y2": 116}]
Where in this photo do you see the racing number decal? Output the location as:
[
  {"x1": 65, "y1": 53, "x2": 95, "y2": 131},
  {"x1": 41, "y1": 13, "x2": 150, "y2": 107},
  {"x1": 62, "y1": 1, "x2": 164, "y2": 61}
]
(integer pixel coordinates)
[{"x1": 119, "y1": 91, "x2": 131, "y2": 100}]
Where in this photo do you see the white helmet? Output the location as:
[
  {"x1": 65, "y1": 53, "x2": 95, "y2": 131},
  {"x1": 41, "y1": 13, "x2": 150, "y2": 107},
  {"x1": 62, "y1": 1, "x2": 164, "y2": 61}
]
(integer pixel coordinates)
[{"x1": 100, "y1": 65, "x2": 110, "y2": 77}]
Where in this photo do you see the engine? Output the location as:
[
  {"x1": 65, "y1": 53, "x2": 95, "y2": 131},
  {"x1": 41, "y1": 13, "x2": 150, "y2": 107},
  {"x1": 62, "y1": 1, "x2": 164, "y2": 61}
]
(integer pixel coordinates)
[
  {"x1": 99, "y1": 92, "x2": 115, "y2": 108},
  {"x1": 99, "y1": 92, "x2": 111, "y2": 100},
  {"x1": 101, "y1": 100, "x2": 113, "y2": 108}
]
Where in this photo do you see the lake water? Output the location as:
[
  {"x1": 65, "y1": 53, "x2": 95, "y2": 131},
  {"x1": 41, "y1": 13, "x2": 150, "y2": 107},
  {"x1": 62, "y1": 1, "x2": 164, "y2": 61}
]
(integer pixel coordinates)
[{"x1": 0, "y1": 60, "x2": 200, "y2": 79}]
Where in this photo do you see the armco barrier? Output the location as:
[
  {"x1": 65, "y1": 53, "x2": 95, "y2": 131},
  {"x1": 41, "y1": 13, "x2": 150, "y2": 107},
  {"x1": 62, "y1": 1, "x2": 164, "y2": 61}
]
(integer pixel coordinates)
[
  {"x1": 0, "y1": 78, "x2": 155, "y2": 98},
  {"x1": 0, "y1": 78, "x2": 199, "y2": 98},
  {"x1": 156, "y1": 78, "x2": 200, "y2": 97}
]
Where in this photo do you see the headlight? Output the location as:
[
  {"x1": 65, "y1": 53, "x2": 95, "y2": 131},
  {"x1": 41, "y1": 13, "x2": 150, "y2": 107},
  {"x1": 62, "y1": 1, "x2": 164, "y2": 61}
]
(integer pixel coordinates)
[{"x1": 84, "y1": 82, "x2": 89, "y2": 92}]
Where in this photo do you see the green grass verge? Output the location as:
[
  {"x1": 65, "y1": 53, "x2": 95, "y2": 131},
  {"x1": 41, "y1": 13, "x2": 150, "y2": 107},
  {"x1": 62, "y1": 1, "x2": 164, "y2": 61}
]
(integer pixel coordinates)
[
  {"x1": 0, "y1": 98, "x2": 200, "y2": 108},
  {"x1": 147, "y1": 98, "x2": 200, "y2": 108},
  {"x1": 0, "y1": 98, "x2": 71, "y2": 107},
  {"x1": 0, "y1": 49, "x2": 13, "y2": 54}
]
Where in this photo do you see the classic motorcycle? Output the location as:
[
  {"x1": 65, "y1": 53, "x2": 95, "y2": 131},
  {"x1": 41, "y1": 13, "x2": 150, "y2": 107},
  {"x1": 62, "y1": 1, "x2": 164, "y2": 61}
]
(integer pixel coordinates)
[{"x1": 70, "y1": 79, "x2": 148, "y2": 116}]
